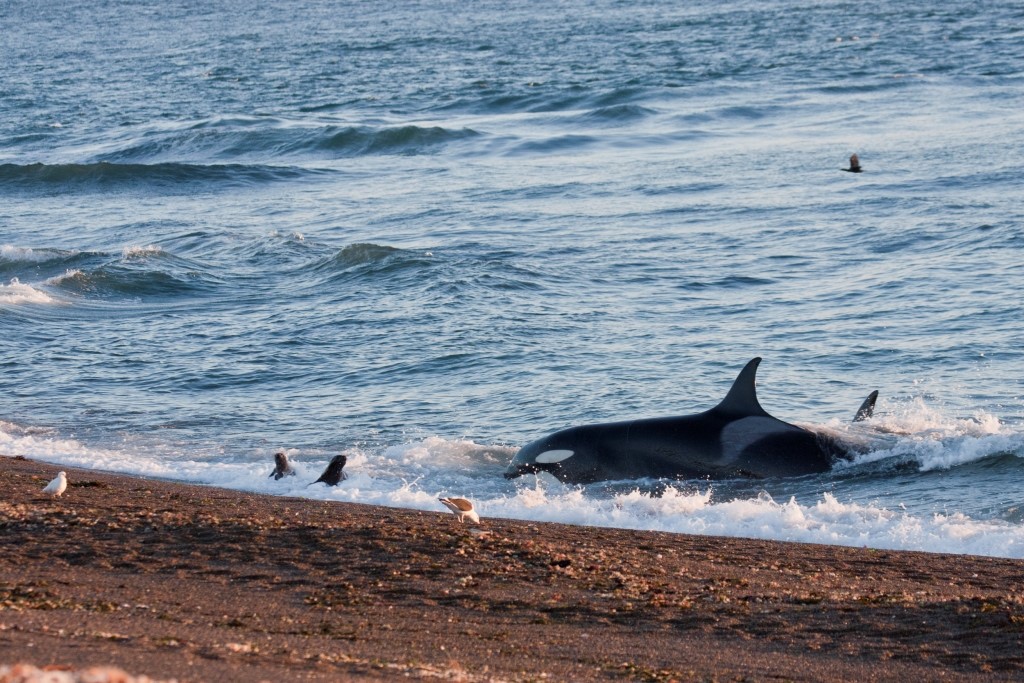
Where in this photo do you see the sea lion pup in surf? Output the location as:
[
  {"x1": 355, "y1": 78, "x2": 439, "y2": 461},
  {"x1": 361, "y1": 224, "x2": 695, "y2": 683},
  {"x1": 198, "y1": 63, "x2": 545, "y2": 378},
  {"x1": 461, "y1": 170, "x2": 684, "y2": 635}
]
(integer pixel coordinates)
[
  {"x1": 311, "y1": 454, "x2": 348, "y2": 486},
  {"x1": 269, "y1": 451, "x2": 296, "y2": 480},
  {"x1": 842, "y1": 153, "x2": 863, "y2": 173}
]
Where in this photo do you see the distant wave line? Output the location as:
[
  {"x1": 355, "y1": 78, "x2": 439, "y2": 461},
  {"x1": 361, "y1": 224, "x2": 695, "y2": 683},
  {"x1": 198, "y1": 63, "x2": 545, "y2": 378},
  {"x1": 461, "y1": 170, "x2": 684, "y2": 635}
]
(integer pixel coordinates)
[
  {"x1": 0, "y1": 162, "x2": 329, "y2": 189},
  {"x1": 111, "y1": 124, "x2": 481, "y2": 160}
]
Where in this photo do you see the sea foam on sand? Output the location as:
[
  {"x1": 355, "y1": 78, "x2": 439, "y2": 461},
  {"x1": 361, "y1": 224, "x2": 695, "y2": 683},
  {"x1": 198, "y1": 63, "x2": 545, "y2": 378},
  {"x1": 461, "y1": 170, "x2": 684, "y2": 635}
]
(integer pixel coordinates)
[{"x1": 0, "y1": 664, "x2": 175, "y2": 683}]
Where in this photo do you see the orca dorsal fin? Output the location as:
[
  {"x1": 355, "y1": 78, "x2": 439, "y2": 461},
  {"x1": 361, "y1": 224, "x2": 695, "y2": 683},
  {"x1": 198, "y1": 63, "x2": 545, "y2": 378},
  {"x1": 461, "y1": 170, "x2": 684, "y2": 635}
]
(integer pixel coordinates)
[
  {"x1": 714, "y1": 357, "x2": 770, "y2": 417},
  {"x1": 853, "y1": 390, "x2": 878, "y2": 422}
]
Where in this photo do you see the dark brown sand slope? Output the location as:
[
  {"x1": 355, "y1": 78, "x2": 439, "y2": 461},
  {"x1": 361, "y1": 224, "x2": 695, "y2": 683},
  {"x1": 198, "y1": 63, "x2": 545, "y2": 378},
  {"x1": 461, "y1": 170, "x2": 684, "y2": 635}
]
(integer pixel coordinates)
[{"x1": 2, "y1": 457, "x2": 1023, "y2": 682}]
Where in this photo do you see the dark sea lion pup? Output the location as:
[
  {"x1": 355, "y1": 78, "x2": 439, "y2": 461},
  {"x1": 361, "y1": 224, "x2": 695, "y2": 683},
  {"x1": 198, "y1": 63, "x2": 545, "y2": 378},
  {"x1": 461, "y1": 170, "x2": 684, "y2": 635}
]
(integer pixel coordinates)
[
  {"x1": 269, "y1": 451, "x2": 296, "y2": 480},
  {"x1": 842, "y1": 153, "x2": 863, "y2": 173},
  {"x1": 311, "y1": 454, "x2": 348, "y2": 486}
]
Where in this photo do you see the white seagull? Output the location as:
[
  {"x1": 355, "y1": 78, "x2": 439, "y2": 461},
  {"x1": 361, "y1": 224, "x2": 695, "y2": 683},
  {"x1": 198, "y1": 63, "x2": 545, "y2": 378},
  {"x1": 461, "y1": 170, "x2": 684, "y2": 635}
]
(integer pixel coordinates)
[
  {"x1": 42, "y1": 471, "x2": 68, "y2": 498},
  {"x1": 439, "y1": 497, "x2": 480, "y2": 524}
]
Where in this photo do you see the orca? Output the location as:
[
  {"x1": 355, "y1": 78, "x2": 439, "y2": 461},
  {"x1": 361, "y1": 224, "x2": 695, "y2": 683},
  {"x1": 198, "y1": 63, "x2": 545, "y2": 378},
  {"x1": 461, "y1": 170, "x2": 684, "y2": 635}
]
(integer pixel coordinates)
[{"x1": 504, "y1": 358, "x2": 876, "y2": 484}]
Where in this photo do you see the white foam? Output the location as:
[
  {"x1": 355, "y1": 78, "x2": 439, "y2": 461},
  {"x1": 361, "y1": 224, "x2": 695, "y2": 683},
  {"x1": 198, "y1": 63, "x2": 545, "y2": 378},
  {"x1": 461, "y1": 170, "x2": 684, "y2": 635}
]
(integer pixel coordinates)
[
  {"x1": 874, "y1": 432, "x2": 1024, "y2": 472},
  {"x1": 4, "y1": 421, "x2": 1024, "y2": 559},
  {"x1": 0, "y1": 277, "x2": 54, "y2": 305},
  {"x1": 486, "y1": 485, "x2": 1024, "y2": 557},
  {"x1": 122, "y1": 245, "x2": 163, "y2": 259},
  {"x1": 872, "y1": 397, "x2": 1008, "y2": 438},
  {"x1": 1, "y1": 244, "x2": 53, "y2": 263},
  {"x1": 839, "y1": 401, "x2": 1024, "y2": 472}
]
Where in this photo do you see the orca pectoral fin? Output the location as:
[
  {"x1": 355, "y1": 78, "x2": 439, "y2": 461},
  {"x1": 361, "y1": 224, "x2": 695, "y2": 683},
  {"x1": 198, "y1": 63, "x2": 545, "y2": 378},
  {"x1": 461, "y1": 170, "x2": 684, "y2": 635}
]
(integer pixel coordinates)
[{"x1": 853, "y1": 390, "x2": 879, "y2": 422}]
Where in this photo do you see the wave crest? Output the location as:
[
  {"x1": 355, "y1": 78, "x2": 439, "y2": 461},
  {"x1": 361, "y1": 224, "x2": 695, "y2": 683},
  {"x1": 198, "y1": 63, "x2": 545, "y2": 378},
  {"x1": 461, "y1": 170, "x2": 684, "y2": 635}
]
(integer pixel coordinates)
[
  {"x1": 0, "y1": 277, "x2": 55, "y2": 305},
  {"x1": 307, "y1": 243, "x2": 435, "y2": 284},
  {"x1": 318, "y1": 125, "x2": 480, "y2": 156},
  {"x1": 90, "y1": 121, "x2": 482, "y2": 164},
  {"x1": 0, "y1": 162, "x2": 318, "y2": 192}
]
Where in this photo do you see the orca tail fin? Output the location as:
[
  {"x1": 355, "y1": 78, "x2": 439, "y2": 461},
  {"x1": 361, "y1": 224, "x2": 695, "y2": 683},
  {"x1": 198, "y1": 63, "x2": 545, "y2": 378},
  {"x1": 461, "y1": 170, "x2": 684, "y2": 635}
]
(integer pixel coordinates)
[
  {"x1": 715, "y1": 358, "x2": 771, "y2": 418},
  {"x1": 853, "y1": 390, "x2": 878, "y2": 422}
]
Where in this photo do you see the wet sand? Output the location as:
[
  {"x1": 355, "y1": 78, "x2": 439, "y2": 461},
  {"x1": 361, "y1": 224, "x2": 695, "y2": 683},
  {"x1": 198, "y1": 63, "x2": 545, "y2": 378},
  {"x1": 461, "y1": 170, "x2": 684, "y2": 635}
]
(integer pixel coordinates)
[{"x1": 2, "y1": 457, "x2": 1023, "y2": 682}]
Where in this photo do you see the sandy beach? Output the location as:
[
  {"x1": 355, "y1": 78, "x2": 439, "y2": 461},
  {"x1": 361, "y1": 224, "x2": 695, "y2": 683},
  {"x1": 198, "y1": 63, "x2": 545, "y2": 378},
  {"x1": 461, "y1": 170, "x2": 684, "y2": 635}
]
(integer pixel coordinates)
[{"x1": 2, "y1": 456, "x2": 1022, "y2": 682}]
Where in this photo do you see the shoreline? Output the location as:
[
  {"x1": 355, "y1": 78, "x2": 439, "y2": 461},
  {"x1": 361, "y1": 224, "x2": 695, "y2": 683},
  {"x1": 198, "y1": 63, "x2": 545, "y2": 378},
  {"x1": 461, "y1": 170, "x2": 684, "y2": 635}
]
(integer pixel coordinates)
[{"x1": 2, "y1": 456, "x2": 1023, "y2": 681}]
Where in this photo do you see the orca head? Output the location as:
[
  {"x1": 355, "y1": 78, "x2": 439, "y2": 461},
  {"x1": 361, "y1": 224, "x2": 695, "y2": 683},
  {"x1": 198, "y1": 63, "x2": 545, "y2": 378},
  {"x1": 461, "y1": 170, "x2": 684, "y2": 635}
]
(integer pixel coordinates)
[{"x1": 504, "y1": 427, "x2": 605, "y2": 483}]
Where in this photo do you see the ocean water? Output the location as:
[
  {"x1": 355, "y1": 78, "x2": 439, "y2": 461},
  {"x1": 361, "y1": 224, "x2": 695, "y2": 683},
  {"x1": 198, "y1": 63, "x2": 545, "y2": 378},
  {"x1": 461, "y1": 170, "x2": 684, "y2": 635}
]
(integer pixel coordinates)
[{"x1": 3, "y1": 0, "x2": 1024, "y2": 558}]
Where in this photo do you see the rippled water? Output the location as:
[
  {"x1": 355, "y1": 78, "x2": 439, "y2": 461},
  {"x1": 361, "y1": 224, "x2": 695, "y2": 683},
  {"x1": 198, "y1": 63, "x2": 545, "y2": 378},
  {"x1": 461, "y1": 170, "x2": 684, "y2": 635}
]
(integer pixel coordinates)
[{"x1": 3, "y1": 0, "x2": 1024, "y2": 557}]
